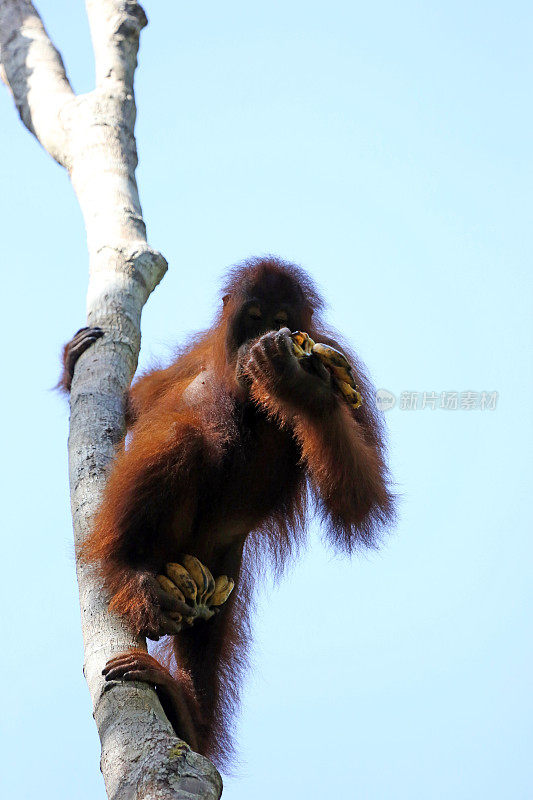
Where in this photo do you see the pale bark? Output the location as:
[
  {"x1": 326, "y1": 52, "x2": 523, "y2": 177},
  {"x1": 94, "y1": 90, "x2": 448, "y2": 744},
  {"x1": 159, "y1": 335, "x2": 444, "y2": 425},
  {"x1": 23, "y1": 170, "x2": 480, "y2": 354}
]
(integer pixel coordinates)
[{"x1": 0, "y1": 2, "x2": 222, "y2": 798}]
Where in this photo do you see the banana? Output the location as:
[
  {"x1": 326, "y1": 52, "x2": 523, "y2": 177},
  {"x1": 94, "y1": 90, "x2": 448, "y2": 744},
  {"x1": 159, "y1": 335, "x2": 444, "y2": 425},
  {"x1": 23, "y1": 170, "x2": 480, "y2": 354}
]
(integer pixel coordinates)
[
  {"x1": 165, "y1": 562, "x2": 197, "y2": 602},
  {"x1": 209, "y1": 575, "x2": 235, "y2": 607},
  {"x1": 312, "y1": 343, "x2": 354, "y2": 380},
  {"x1": 291, "y1": 331, "x2": 314, "y2": 354},
  {"x1": 179, "y1": 554, "x2": 215, "y2": 602},
  {"x1": 315, "y1": 356, "x2": 353, "y2": 385},
  {"x1": 292, "y1": 342, "x2": 305, "y2": 358},
  {"x1": 291, "y1": 331, "x2": 364, "y2": 409},
  {"x1": 291, "y1": 331, "x2": 306, "y2": 348},
  {"x1": 201, "y1": 571, "x2": 217, "y2": 604},
  {"x1": 292, "y1": 331, "x2": 316, "y2": 360},
  {"x1": 337, "y1": 380, "x2": 363, "y2": 409},
  {"x1": 157, "y1": 574, "x2": 187, "y2": 603}
]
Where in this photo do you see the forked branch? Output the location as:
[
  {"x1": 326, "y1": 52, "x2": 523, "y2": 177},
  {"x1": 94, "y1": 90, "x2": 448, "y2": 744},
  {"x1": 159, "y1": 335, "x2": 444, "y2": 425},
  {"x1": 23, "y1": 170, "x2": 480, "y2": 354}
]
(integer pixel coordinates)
[{"x1": 0, "y1": 1, "x2": 222, "y2": 798}]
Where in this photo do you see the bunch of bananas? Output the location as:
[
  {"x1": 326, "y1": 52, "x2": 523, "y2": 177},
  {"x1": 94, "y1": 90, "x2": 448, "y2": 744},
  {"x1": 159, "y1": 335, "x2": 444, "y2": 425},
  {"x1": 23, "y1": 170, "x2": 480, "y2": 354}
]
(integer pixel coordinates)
[
  {"x1": 291, "y1": 331, "x2": 363, "y2": 409},
  {"x1": 157, "y1": 555, "x2": 235, "y2": 629}
]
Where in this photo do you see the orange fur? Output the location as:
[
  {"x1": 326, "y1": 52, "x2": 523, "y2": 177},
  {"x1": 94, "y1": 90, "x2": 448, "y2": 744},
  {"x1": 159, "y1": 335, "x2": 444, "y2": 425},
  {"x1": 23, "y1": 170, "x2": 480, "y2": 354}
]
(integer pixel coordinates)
[{"x1": 80, "y1": 256, "x2": 395, "y2": 769}]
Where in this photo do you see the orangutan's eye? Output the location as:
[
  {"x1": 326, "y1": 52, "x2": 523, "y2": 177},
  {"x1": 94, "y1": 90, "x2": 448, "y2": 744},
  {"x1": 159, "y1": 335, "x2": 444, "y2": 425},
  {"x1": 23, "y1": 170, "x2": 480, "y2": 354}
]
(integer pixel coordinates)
[
  {"x1": 274, "y1": 311, "x2": 289, "y2": 328},
  {"x1": 247, "y1": 305, "x2": 262, "y2": 320}
]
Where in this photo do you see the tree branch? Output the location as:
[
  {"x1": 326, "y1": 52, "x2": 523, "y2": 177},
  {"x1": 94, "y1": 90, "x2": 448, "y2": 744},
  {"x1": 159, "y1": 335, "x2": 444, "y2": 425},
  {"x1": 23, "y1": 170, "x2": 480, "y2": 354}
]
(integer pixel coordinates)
[
  {"x1": 0, "y1": 1, "x2": 223, "y2": 798},
  {"x1": 86, "y1": 0, "x2": 147, "y2": 89},
  {"x1": 0, "y1": 0, "x2": 74, "y2": 164}
]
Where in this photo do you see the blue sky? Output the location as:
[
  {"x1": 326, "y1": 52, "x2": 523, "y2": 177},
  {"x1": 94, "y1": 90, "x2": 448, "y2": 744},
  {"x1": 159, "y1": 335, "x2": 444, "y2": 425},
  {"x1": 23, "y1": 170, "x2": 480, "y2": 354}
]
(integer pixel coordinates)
[{"x1": 1, "y1": 1, "x2": 531, "y2": 798}]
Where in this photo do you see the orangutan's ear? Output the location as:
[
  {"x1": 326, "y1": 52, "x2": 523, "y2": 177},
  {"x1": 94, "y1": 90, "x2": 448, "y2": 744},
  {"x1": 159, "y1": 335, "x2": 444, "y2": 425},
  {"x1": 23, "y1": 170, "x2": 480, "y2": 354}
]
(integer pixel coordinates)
[{"x1": 222, "y1": 294, "x2": 230, "y2": 307}]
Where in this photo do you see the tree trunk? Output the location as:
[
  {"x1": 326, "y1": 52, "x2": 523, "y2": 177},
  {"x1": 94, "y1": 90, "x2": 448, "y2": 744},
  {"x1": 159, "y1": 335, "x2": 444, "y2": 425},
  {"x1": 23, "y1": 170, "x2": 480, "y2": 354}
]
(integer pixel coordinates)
[{"x1": 0, "y1": 2, "x2": 222, "y2": 797}]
